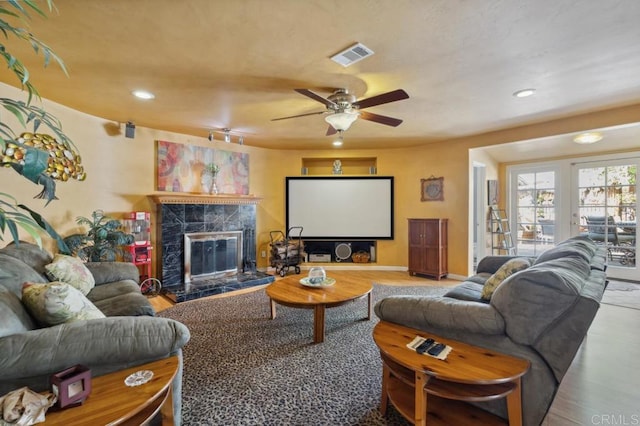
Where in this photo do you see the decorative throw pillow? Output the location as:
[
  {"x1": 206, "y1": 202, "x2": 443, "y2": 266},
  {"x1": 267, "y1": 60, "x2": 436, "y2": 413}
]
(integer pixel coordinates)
[
  {"x1": 45, "y1": 254, "x2": 95, "y2": 295},
  {"x1": 481, "y1": 257, "x2": 532, "y2": 301},
  {"x1": 21, "y1": 282, "x2": 105, "y2": 326}
]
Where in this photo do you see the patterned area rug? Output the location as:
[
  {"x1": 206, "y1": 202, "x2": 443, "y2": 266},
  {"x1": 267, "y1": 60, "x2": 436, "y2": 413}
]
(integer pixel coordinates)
[{"x1": 158, "y1": 284, "x2": 448, "y2": 426}]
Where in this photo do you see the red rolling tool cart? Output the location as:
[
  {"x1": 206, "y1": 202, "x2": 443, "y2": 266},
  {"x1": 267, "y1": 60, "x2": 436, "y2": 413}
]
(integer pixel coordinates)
[{"x1": 123, "y1": 212, "x2": 161, "y2": 295}]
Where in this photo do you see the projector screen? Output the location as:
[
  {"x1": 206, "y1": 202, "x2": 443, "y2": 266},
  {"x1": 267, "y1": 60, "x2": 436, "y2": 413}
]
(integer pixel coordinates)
[{"x1": 286, "y1": 176, "x2": 394, "y2": 239}]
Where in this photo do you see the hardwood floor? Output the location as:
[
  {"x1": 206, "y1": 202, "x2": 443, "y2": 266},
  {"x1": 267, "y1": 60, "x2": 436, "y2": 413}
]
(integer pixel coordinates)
[{"x1": 148, "y1": 271, "x2": 640, "y2": 425}]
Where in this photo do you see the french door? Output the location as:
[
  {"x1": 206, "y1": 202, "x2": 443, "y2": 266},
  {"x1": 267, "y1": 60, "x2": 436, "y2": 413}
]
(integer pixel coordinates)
[
  {"x1": 572, "y1": 160, "x2": 638, "y2": 280},
  {"x1": 509, "y1": 167, "x2": 559, "y2": 257},
  {"x1": 507, "y1": 154, "x2": 638, "y2": 281}
]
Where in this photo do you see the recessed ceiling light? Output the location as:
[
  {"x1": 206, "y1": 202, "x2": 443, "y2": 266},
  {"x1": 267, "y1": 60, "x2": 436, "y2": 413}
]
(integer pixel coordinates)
[
  {"x1": 573, "y1": 132, "x2": 603, "y2": 144},
  {"x1": 132, "y1": 90, "x2": 155, "y2": 100},
  {"x1": 332, "y1": 140, "x2": 343, "y2": 147},
  {"x1": 513, "y1": 88, "x2": 536, "y2": 98}
]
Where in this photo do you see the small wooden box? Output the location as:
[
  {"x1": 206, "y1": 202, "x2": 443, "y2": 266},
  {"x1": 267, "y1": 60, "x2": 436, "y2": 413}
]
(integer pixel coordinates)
[{"x1": 50, "y1": 365, "x2": 92, "y2": 408}]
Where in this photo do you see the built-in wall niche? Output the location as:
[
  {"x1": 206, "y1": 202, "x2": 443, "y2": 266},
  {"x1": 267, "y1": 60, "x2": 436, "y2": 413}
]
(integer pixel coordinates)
[
  {"x1": 301, "y1": 157, "x2": 377, "y2": 175},
  {"x1": 303, "y1": 240, "x2": 376, "y2": 264}
]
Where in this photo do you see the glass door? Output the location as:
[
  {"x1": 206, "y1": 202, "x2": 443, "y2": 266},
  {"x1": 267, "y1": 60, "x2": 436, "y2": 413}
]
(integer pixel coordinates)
[
  {"x1": 511, "y1": 169, "x2": 557, "y2": 257},
  {"x1": 573, "y1": 161, "x2": 638, "y2": 280}
]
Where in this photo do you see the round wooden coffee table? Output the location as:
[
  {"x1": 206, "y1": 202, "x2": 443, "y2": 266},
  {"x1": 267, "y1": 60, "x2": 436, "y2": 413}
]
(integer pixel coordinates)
[{"x1": 266, "y1": 274, "x2": 372, "y2": 343}]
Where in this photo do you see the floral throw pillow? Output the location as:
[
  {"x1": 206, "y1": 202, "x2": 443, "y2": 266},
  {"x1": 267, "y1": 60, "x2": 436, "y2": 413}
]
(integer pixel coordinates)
[
  {"x1": 481, "y1": 257, "x2": 532, "y2": 301},
  {"x1": 44, "y1": 254, "x2": 95, "y2": 295},
  {"x1": 22, "y1": 282, "x2": 105, "y2": 326}
]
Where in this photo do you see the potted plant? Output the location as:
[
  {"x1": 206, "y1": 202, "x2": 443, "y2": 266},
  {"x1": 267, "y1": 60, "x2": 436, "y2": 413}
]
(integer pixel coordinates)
[
  {"x1": 63, "y1": 210, "x2": 134, "y2": 262},
  {"x1": 0, "y1": 0, "x2": 83, "y2": 251}
]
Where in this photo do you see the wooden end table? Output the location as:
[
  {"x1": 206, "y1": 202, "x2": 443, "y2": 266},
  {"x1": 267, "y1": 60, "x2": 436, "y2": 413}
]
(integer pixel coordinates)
[
  {"x1": 266, "y1": 274, "x2": 372, "y2": 343},
  {"x1": 43, "y1": 356, "x2": 178, "y2": 425},
  {"x1": 373, "y1": 321, "x2": 530, "y2": 426}
]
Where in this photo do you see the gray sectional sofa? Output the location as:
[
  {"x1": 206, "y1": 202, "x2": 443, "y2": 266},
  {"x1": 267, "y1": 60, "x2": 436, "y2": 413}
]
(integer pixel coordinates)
[
  {"x1": 374, "y1": 236, "x2": 608, "y2": 426},
  {"x1": 0, "y1": 242, "x2": 190, "y2": 425}
]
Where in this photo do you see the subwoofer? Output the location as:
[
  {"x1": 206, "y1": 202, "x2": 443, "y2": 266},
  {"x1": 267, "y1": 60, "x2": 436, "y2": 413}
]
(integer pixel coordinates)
[{"x1": 334, "y1": 242, "x2": 352, "y2": 262}]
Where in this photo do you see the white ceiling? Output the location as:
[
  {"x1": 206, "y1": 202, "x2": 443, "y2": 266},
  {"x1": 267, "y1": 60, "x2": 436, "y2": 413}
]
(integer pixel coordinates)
[{"x1": 2, "y1": 0, "x2": 640, "y2": 152}]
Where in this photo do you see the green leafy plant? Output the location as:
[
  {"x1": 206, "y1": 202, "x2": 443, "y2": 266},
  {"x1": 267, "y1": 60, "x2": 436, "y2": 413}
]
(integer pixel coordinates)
[
  {"x1": 204, "y1": 163, "x2": 219, "y2": 175},
  {"x1": 63, "y1": 210, "x2": 134, "y2": 262},
  {"x1": 0, "y1": 0, "x2": 82, "y2": 251}
]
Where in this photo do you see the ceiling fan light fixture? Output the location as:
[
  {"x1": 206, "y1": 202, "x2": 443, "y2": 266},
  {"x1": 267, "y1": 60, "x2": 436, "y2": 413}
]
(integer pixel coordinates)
[
  {"x1": 332, "y1": 130, "x2": 344, "y2": 147},
  {"x1": 573, "y1": 132, "x2": 603, "y2": 144},
  {"x1": 325, "y1": 111, "x2": 358, "y2": 131}
]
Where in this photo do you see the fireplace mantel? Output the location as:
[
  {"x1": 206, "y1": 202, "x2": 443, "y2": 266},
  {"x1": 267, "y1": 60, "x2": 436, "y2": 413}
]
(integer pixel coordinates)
[{"x1": 150, "y1": 192, "x2": 262, "y2": 205}]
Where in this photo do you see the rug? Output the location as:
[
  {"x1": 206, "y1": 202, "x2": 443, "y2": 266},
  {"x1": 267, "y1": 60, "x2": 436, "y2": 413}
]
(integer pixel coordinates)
[
  {"x1": 601, "y1": 280, "x2": 640, "y2": 310},
  {"x1": 158, "y1": 284, "x2": 449, "y2": 426}
]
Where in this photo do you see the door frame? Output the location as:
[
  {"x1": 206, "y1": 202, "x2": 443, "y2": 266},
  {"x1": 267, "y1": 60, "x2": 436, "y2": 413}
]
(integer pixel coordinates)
[{"x1": 473, "y1": 162, "x2": 487, "y2": 269}]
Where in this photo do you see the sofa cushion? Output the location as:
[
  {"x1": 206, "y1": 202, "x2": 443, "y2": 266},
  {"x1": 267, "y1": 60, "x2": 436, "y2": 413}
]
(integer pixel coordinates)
[
  {"x1": 0, "y1": 285, "x2": 35, "y2": 338},
  {"x1": 0, "y1": 254, "x2": 49, "y2": 298},
  {"x1": 21, "y1": 282, "x2": 105, "y2": 326},
  {"x1": 87, "y1": 280, "x2": 142, "y2": 302},
  {"x1": 45, "y1": 254, "x2": 95, "y2": 295},
  {"x1": 0, "y1": 242, "x2": 53, "y2": 275},
  {"x1": 465, "y1": 272, "x2": 491, "y2": 286},
  {"x1": 491, "y1": 256, "x2": 592, "y2": 345},
  {"x1": 481, "y1": 257, "x2": 532, "y2": 300},
  {"x1": 91, "y1": 292, "x2": 155, "y2": 317},
  {"x1": 444, "y1": 282, "x2": 486, "y2": 302},
  {"x1": 534, "y1": 237, "x2": 596, "y2": 265}
]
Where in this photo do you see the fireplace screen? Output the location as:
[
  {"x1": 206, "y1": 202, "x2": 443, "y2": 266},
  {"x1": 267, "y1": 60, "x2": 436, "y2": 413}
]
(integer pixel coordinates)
[{"x1": 184, "y1": 231, "x2": 243, "y2": 282}]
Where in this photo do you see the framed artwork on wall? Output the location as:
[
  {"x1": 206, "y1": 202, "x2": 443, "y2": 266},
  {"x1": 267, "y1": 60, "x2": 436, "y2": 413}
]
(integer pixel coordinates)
[
  {"x1": 421, "y1": 176, "x2": 444, "y2": 201},
  {"x1": 155, "y1": 140, "x2": 249, "y2": 195}
]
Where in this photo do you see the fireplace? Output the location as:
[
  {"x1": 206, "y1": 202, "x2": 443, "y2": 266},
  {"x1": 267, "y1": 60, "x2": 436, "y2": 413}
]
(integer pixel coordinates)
[
  {"x1": 184, "y1": 231, "x2": 242, "y2": 282},
  {"x1": 151, "y1": 194, "x2": 274, "y2": 303}
]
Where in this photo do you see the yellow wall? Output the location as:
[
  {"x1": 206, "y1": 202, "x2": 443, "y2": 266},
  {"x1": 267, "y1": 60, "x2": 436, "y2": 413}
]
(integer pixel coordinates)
[
  {"x1": 4, "y1": 82, "x2": 640, "y2": 278},
  {"x1": 1, "y1": 82, "x2": 477, "y2": 277}
]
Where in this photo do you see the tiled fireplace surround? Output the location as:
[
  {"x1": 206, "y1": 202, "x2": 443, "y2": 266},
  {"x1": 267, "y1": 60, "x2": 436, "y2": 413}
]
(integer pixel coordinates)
[{"x1": 153, "y1": 195, "x2": 274, "y2": 302}]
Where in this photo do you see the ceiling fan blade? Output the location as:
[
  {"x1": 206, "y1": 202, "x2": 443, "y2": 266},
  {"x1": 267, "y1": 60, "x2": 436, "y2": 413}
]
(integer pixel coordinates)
[
  {"x1": 294, "y1": 89, "x2": 337, "y2": 108},
  {"x1": 271, "y1": 111, "x2": 326, "y2": 121},
  {"x1": 353, "y1": 89, "x2": 409, "y2": 110},
  {"x1": 359, "y1": 111, "x2": 403, "y2": 127},
  {"x1": 326, "y1": 125, "x2": 338, "y2": 136}
]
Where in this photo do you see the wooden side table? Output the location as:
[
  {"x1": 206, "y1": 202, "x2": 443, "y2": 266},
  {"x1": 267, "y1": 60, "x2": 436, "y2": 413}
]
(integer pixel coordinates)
[
  {"x1": 43, "y1": 356, "x2": 178, "y2": 425},
  {"x1": 373, "y1": 321, "x2": 530, "y2": 425}
]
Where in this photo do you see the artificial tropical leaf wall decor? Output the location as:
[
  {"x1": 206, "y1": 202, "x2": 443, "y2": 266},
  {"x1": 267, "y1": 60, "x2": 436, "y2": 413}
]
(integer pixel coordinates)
[{"x1": 0, "y1": 0, "x2": 84, "y2": 251}]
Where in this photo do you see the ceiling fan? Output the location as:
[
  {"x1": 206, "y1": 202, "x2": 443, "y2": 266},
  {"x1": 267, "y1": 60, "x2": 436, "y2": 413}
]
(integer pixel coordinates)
[{"x1": 272, "y1": 88, "x2": 409, "y2": 135}]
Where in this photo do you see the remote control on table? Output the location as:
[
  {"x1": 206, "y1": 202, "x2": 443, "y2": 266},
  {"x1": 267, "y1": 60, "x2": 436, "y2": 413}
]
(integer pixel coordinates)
[
  {"x1": 415, "y1": 338, "x2": 435, "y2": 354},
  {"x1": 427, "y1": 343, "x2": 446, "y2": 356}
]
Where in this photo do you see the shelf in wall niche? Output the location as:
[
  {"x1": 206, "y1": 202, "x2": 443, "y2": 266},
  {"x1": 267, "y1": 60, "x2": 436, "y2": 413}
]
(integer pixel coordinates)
[
  {"x1": 149, "y1": 192, "x2": 262, "y2": 205},
  {"x1": 301, "y1": 157, "x2": 377, "y2": 175}
]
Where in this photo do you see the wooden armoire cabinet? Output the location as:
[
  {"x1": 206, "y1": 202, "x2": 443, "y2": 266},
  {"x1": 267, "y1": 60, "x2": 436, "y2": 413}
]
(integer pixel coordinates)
[{"x1": 408, "y1": 218, "x2": 448, "y2": 280}]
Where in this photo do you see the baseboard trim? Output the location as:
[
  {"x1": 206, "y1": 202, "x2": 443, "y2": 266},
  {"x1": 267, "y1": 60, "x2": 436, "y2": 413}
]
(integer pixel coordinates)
[{"x1": 259, "y1": 267, "x2": 466, "y2": 279}]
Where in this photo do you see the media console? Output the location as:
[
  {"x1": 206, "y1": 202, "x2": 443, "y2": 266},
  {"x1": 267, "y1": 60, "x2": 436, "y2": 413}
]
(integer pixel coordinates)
[{"x1": 303, "y1": 240, "x2": 376, "y2": 263}]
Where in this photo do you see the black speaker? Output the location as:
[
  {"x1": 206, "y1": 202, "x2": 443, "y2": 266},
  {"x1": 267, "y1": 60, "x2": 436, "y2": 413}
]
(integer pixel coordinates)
[
  {"x1": 334, "y1": 242, "x2": 352, "y2": 262},
  {"x1": 125, "y1": 121, "x2": 135, "y2": 139}
]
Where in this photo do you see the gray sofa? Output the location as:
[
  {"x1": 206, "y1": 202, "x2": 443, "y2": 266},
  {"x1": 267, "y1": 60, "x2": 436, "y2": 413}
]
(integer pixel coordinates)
[
  {"x1": 0, "y1": 242, "x2": 190, "y2": 425},
  {"x1": 375, "y1": 236, "x2": 608, "y2": 426}
]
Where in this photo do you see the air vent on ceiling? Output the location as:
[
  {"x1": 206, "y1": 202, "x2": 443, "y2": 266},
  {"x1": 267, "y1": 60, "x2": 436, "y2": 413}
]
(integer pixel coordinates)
[{"x1": 330, "y1": 42, "x2": 374, "y2": 67}]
